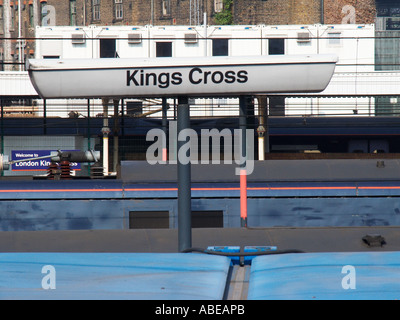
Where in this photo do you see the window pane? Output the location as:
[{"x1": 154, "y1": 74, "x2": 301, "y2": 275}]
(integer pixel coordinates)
[
  {"x1": 212, "y1": 39, "x2": 229, "y2": 56},
  {"x1": 93, "y1": 0, "x2": 100, "y2": 20},
  {"x1": 268, "y1": 38, "x2": 285, "y2": 55},
  {"x1": 100, "y1": 39, "x2": 116, "y2": 58},
  {"x1": 156, "y1": 42, "x2": 172, "y2": 57},
  {"x1": 70, "y1": 0, "x2": 77, "y2": 26},
  {"x1": 162, "y1": 0, "x2": 171, "y2": 16},
  {"x1": 328, "y1": 32, "x2": 341, "y2": 45},
  {"x1": 115, "y1": 3, "x2": 123, "y2": 19},
  {"x1": 214, "y1": 0, "x2": 223, "y2": 13}
]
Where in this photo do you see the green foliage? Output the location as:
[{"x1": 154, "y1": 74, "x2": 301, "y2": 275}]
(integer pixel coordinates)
[{"x1": 214, "y1": 0, "x2": 233, "y2": 25}]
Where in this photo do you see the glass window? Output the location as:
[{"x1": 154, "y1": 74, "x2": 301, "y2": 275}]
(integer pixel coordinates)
[
  {"x1": 10, "y1": 4, "x2": 15, "y2": 30},
  {"x1": 93, "y1": 0, "x2": 100, "y2": 21},
  {"x1": 328, "y1": 32, "x2": 341, "y2": 45},
  {"x1": 100, "y1": 38, "x2": 117, "y2": 58},
  {"x1": 214, "y1": 0, "x2": 223, "y2": 13},
  {"x1": 268, "y1": 38, "x2": 285, "y2": 55},
  {"x1": 40, "y1": 1, "x2": 48, "y2": 26},
  {"x1": 70, "y1": 0, "x2": 77, "y2": 26},
  {"x1": 156, "y1": 42, "x2": 172, "y2": 57},
  {"x1": 0, "y1": 5, "x2": 3, "y2": 33},
  {"x1": 115, "y1": 0, "x2": 123, "y2": 20},
  {"x1": 162, "y1": 0, "x2": 171, "y2": 16},
  {"x1": 29, "y1": 4, "x2": 34, "y2": 27},
  {"x1": 212, "y1": 39, "x2": 229, "y2": 56}
]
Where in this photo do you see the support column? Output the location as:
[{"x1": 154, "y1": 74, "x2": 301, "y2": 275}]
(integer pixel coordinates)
[
  {"x1": 113, "y1": 99, "x2": 120, "y2": 173},
  {"x1": 87, "y1": 99, "x2": 91, "y2": 146},
  {"x1": 177, "y1": 96, "x2": 191, "y2": 252},
  {"x1": 102, "y1": 98, "x2": 110, "y2": 176},
  {"x1": 162, "y1": 97, "x2": 168, "y2": 162},
  {"x1": 87, "y1": 99, "x2": 91, "y2": 176},
  {"x1": 257, "y1": 95, "x2": 269, "y2": 159},
  {"x1": 43, "y1": 99, "x2": 47, "y2": 135}
]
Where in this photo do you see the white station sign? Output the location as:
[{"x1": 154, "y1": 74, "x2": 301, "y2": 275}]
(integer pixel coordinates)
[{"x1": 28, "y1": 55, "x2": 337, "y2": 99}]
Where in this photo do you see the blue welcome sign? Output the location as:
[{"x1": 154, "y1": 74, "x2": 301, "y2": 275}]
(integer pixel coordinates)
[{"x1": 11, "y1": 150, "x2": 81, "y2": 171}]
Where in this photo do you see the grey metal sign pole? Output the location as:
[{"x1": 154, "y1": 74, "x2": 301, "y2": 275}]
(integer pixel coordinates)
[{"x1": 177, "y1": 96, "x2": 192, "y2": 252}]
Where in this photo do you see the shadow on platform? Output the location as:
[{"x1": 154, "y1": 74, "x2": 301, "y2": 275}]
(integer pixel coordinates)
[{"x1": 1, "y1": 226, "x2": 400, "y2": 253}]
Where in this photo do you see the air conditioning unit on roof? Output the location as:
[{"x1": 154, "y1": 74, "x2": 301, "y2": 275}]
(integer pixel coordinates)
[
  {"x1": 71, "y1": 34, "x2": 86, "y2": 44},
  {"x1": 297, "y1": 32, "x2": 311, "y2": 42},
  {"x1": 184, "y1": 33, "x2": 197, "y2": 44},
  {"x1": 128, "y1": 33, "x2": 142, "y2": 44}
]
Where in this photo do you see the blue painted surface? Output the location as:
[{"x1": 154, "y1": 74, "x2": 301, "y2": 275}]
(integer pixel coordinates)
[
  {"x1": 2, "y1": 196, "x2": 400, "y2": 231},
  {"x1": 1, "y1": 180, "x2": 400, "y2": 231},
  {"x1": 0, "y1": 180, "x2": 124, "y2": 200},
  {"x1": 0, "y1": 253, "x2": 231, "y2": 300},
  {"x1": 0, "y1": 200, "x2": 125, "y2": 231},
  {"x1": 207, "y1": 246, "x2": 241, "y2": 265},
  {"x1": 207, "y1": 246, "x2": 277, "y2": 265},
  {"x1": 248, "y1": 251, "x2": 400, "y2": 300},
  {"x1": 3, "y1": 180, "x2": 400, "y2": 201},
  {"x1": 243, "y1": 246, "x2": 278, "y2": 263}
]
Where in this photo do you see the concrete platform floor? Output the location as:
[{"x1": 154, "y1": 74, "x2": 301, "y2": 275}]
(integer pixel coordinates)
[{"x1": 0, "y1": 226, "x2": 399, "y2": 253}]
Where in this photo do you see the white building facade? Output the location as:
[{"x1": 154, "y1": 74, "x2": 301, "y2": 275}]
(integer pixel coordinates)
[{"x1": 3, "y1": 23, "x2": 400, "y2": 118}]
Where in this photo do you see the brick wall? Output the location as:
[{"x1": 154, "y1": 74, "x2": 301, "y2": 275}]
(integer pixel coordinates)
[
  {"x1": 324, "y1": 0, "x2": 376, "y2": 25},
  {"x1": 290, "y1": 0, "x2": 322, "y2": 25},
  {"x1": 83, "y1": 0, "x2": 133, "y2": 26},
  {"x1": 132, "y1": 0, "x2": 204, "y2": 26},
  {"x1": 232, "y1": 0, "x2": 375, "y2": 26},
  {"x1": 233, "y1": 0, "x2": 322, "y2": 25},
  {"x1": 0, "y1": 0, "x2": 379, "y2": 70},
  {"x1": 46, "y1": 0, "x2": 69, "y2": 26},
  {"x1": 45, "y1": 0, "x2": 135, "y2": 26},
  {"x1": 35, "y1": 0, "x2": 378, "y2": 27},
  {"x1": 44, "y1": 0, "x2": 85, "y2": 26}
]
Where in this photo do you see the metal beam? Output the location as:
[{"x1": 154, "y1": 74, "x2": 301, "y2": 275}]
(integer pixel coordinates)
[
  {"x1": 177, "y1": 96, "x2": 192, "y2": 252},
  {"x1": 162, "y1": 97, "x2": 168, "y2": 162}
]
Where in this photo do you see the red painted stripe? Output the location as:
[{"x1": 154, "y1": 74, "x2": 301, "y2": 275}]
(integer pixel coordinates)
[
  {"x1": 240, "y1": 170, "x2": 248, "y2": 221},
  {"x1": 12, "y1": 169, "x2": 81, "y2": 172},
  {"x1": 1, "y1": 186, "x2": 399, "y2": 193},
  {"x1": 192, "y1": 187, "x2": 239, "y2": 191},
  {"x1": 267, "y1": 186, "x2": 356, "y2": 191},
  {"x1": 0, "y1": 189, "x2": 123, "y2": 193},
  {"x1": 125, "y1": 188, "x2": 177, "y2": 192},
  {"x1": 125, "y1": 187, "x2": 240, "y2": 191},
  {"x1": 359, "y1": 186, "x2": 400, "y2": 190}
]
